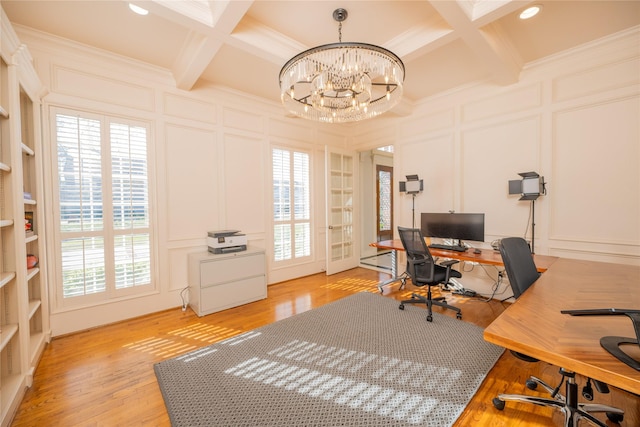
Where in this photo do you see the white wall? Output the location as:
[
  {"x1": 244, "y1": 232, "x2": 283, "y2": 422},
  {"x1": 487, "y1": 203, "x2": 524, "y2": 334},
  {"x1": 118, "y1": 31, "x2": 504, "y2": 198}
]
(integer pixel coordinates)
[
  {"x1": 351, "y1": 27, "x2": 640, "y2": 296},
  {"x1": 12, "y1": 23, "x2": 639, "y2": 335},
  {"x1": 353, "y1": 27, "x2": 640, "y2": 262},
  {"x1": 14, "y1": 26, "x2": 354, "y2": 335}
]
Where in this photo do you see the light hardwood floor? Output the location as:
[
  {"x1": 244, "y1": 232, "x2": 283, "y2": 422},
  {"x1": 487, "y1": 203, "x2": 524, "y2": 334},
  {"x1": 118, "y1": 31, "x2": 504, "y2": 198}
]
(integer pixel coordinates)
[{"x1": 11, "y1": 268, "x2": 639, "y2": 426}]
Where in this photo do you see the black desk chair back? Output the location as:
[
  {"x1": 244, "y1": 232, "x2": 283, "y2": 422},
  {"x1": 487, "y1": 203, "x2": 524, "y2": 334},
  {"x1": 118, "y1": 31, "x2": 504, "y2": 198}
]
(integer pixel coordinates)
[
  {"x1": 493, "y1": 237, "x2": 624, "y2": 426},
  {"x1": 499, "y1": 237, "x2": 540, "y2": 299},
  {"x1": 397, "y1": 226, "x2": 462, "y2": 322}
]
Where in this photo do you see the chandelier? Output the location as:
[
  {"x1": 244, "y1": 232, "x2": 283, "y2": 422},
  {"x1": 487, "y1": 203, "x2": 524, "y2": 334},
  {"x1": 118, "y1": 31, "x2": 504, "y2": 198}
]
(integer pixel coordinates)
[{"x1": 279, "y1": 8, "x2": 405, "y2": 123}]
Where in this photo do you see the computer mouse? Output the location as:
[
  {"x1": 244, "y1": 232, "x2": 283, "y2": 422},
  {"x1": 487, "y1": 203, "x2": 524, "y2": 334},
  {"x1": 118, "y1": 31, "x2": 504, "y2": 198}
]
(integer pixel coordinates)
[{"x1": 474, "y1": 248, "x2": 481, "y2": 254}]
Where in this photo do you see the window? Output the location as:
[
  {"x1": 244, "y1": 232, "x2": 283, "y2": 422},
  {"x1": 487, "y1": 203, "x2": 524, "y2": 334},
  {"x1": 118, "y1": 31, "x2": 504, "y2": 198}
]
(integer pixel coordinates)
[
  {"x1": 54, "y1": 110, "x2": 152, "y2": 304},
  {"x1": 272, "y1": 148, "x2": 311, "y2": 263}
]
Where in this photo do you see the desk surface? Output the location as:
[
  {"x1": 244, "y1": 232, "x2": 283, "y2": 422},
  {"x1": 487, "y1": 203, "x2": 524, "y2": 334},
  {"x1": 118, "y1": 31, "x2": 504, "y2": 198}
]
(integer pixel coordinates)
[
  {"x1": 484, "y1": 257, "x2": 640, "y2": 395},
  {"x1": 372, "y1": 239, "x2": 558, "y2": 272}
]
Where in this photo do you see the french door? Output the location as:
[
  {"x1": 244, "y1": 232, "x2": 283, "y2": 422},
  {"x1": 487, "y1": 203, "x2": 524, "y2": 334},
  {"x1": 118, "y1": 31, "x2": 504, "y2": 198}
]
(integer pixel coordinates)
[
  {"x1": 376, "y1": 165, "x2": 393, "y2": 242},
  {"x1": 325, "y1": 147, "x2": 359, "y2": 275}
]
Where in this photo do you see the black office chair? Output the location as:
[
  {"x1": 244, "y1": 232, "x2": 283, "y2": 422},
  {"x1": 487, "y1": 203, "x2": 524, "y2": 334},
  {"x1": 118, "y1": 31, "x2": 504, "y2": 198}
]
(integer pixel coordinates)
[
  {"x1": 397, "y1": 226, "x2": 462, "y2": 322},
  {"x1": 492, "y1": 237, "x2": 624, "y2": 426}
]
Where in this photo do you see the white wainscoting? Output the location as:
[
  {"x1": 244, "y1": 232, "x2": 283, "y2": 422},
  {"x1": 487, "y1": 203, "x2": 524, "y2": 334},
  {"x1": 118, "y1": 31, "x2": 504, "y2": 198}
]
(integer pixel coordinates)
[{"x1": 12, "y1": 22, "x2": 639, "y2": 336}]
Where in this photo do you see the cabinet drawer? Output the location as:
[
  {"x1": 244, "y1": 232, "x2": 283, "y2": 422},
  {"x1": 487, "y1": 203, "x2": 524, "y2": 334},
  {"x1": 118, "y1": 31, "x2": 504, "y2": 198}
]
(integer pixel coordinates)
[
  {"x1": 200, "y1": 275, "x2": 266, "y2": 314},
  {"x1": 200, "y1": 252, "x2": 265, "y2": 286}
]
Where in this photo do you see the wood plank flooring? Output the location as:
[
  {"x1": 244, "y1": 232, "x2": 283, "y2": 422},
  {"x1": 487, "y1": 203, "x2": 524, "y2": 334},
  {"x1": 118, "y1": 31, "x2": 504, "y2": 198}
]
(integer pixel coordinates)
[{"x1": 11, "y1": 268, "x2": 639, "y2": 426}]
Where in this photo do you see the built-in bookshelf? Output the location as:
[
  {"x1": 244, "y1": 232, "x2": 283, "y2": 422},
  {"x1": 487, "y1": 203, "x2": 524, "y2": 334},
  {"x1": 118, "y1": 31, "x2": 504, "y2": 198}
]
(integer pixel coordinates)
[
  {"x1": 0, "y1": 49, "x2": 22, "y2": 427},
  {"x1": 20, "y1": 87, "x2": 47, "y2": 372},
  {"x1": 0, "y1": 14, "x2": 49, "y2": 427}
]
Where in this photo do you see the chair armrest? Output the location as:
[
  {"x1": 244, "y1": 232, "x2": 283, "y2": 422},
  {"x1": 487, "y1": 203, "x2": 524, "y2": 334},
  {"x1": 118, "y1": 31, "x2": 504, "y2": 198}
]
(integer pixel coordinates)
[
  {"x1": 407, "y1": 256, "x2": 429, "y2": 267},
  {"x1": 439, "y1": 259, "x2": 459, "y2": 268}
]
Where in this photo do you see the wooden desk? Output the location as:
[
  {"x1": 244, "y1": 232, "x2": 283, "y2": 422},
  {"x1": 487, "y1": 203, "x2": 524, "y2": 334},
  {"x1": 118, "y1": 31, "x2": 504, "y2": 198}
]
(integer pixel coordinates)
[
  {"x1": 370, "y1": 239, "x2": 558, "y2": 292},
  {"x1": 484, "y1": 258, "x2": 640, "y2": 395}
]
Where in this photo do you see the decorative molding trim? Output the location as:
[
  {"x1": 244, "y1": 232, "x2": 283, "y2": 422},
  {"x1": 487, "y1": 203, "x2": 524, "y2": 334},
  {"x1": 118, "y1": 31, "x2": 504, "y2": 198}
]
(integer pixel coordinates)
[
  {"x1": 462, "y1": 83, "x2": 542, "y2": 123},
  {"x1": 163, "y1": 92, "x2": 217, "y2": 123},
  {"x1": 552, "y1": 57, "x2": 640, "y2": 103},
  {"x1": 51, "y1": 65, "x2": 155, "y2": 112},
  {"x1": 222, "y1": 106, "x2": 263, "y2": 132}
]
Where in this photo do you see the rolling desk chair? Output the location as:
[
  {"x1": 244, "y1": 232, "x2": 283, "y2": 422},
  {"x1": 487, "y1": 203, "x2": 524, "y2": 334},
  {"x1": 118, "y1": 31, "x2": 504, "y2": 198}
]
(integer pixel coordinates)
[
  {"x1": 396, "y1": 226, "x2": 462, "y2": 322},
  {"x1": 492, "y1": 237, "x2": 624, "y2": 426}
]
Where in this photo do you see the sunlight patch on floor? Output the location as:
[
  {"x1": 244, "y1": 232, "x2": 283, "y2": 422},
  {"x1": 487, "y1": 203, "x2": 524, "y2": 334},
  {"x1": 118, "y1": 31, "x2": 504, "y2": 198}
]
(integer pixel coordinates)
[
  {"x1": 123, "y1": 323, "x2": 243, "y2": 358},
  {"x1": 123, "y1": 336, "x2": 198, "y2": 358},
  {"x1": 168, "y1": 323, "x2": 242, "y2": 343},
  {"x1": 322, "y1": 277, "x2": 380, "y2": 292}
]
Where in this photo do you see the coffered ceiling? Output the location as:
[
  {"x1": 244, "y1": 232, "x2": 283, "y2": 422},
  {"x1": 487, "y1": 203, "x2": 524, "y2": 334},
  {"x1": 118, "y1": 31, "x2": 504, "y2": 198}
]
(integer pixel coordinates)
[{"x1": 3, "y1": 1, "x2": 639, "y2": 107}]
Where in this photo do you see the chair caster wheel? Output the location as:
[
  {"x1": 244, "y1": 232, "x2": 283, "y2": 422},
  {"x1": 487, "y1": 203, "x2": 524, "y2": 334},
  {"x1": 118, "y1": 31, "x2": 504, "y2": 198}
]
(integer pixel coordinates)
[
  {"x1": 399, "y1": 304, "x2": 404, "y2": 310},
  {"x1": 456, "y1": 313, "x2": 462, "y2": 320},
  {"x1": 525, "y1": 379, "x2": 538, "y2": 390},
  {"x1": 606, "y1": 412, "x2": 623, "y2": 423},
  {"x1": 492, "y1": 397, "x2": 505, "y2": 410},
  {"x1": 426, "y1": 315, "x2": 433, "y2": 322}
]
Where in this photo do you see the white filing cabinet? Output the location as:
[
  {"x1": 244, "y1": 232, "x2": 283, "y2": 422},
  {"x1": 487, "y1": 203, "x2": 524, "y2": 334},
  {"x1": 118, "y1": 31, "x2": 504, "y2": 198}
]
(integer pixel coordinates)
[{"x1": 188, "y1": 247, "x2": 267, "y2": 317}]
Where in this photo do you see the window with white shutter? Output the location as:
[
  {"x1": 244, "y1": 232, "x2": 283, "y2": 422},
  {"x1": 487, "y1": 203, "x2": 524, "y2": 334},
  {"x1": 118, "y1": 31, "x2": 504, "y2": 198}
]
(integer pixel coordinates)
[
  {"x1": 54, "y1": 109, "x2": 153, "y2": 305},
  {"x1": 272, "y1": 148, "x2": 311, "y2": 263}
]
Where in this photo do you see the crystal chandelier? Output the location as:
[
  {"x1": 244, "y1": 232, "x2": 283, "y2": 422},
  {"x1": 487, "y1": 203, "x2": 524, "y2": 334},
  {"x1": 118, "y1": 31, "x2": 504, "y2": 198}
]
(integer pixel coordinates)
[{"x1": 279, "y1": 8, "x2": 405, "y2": 123}]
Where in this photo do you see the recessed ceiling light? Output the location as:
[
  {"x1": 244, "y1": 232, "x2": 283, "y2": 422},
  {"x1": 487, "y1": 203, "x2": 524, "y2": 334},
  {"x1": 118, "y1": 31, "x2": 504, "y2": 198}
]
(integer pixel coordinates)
[
  {"x1": 519, "y1": 5, "x2": 542, "y2": 20},
  {"x1": 129, "y1": 3, "x2": 149, "y2": 16}
]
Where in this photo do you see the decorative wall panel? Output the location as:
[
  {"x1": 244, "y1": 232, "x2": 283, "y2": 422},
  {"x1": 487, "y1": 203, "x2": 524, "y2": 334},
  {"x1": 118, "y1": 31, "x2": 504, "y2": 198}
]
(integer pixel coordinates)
[
  {"x1": 399, "y1": 135, "x2": 456, "y2": 216},
  {"x1": 165, "y1": 124, "x2": 218, "y2": 240},
  {"x1": 462, "y1": 84, "x2": 542, "y2": 123},
  {"x1": 551, "y1": 97, "x2": 639, "y2": 244},
  {"x1": 269, "y1": 117, "x2": 312, "y2": 141},
  {"x1": 462, "y1": 116, "x2": 541, "y2": 237},
  {"x1": 223, "y1": 133, "x2": 264, "y2": 233},
  {"x1": 553, "y1": 58, "x2": 640, "y2": 102},
  {"x1": 401, "y1": 108, "x2": 455, "y2": 137},
  {"x1": 52, "y1": 65, "x2": 155, "y2": 111},
  {"x1": 223, "y1": 107, "x2": 263, "y2": 132},
  {"x1": 163, "y1": 93, "x2": 217, "y2": 123}
]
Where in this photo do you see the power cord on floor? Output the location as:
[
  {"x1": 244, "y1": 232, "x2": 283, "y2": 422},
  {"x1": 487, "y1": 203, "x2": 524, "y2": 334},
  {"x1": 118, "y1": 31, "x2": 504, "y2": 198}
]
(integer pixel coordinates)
[
  {"x1": 180, "y1": 287, "x2": 189, "y2": 311},
  {"x1": 445, "y1": 277, "x2": 478, "y2": 298},
  {"x1": 476, "y1": 269, "x2": 513, "y2": 302},
  {"x1": 441, "y1": 262, "x2": 511, "y2": 301},
  {"x1": 453, "y1": 289, "x2": 478, "y2": 297}
]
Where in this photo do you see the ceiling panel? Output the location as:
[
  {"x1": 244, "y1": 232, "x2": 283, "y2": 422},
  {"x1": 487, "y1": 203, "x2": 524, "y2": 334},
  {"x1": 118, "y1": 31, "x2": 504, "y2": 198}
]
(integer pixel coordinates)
[
  {"x1": 3, "y1": 0, "x2": 189, "y2": 69},
  {"x1": 2, "y1": 0, "x2": 639, "y2": 108},
  {"x1": 496, "y1": 0, "x2": 640, "y2": 63}
]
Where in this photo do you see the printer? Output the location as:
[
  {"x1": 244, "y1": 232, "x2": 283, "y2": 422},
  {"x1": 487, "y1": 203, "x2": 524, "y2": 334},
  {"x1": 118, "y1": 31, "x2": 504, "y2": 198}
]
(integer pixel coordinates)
[{"x1": 207, "y1": 230, "x2": 247, "y2": 254}]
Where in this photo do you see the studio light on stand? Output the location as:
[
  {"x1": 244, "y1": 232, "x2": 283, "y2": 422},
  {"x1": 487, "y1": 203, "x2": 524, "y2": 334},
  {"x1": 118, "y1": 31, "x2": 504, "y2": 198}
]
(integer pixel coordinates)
[
  {"x1": 399, "y1": 174, "x2": 423, "y2": 228},
  {"x1": 509, "y1": 172, "x2": 547, "y2": 253}
]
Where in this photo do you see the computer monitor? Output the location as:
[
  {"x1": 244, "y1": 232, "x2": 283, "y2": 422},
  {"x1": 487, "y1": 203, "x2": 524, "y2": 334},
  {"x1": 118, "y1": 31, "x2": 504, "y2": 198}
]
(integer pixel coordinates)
[{"x1": 420, "y1": 212, "x2": 485, "y2": 243}]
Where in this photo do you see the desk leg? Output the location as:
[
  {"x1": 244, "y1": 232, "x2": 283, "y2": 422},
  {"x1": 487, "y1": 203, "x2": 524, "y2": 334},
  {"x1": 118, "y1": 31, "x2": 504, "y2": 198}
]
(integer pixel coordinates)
[{"x1": 376, "y1": 250, "x2": 407, "y2": 294}]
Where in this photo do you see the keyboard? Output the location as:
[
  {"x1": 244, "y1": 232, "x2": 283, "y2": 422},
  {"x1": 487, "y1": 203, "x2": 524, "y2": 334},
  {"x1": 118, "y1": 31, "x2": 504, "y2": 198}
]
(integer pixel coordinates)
[{"x1": 429, "y1": 243, "x2": 468, "y2": 252}]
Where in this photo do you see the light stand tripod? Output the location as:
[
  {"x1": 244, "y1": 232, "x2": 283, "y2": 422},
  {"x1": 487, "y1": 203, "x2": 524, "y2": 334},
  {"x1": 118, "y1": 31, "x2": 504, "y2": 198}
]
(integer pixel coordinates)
[
  {"x1": 509, "y1": 172, "x2": 546, "y2": 255},
  {"x1": 411, "y1": 193, "x2": 417, "y2": 228},
  {"x1": 530, "y1": 199, "x2": 536, "y2": 254},
  {"x1": 396, "y1": 175, "x2": 423, "y2": 290}
]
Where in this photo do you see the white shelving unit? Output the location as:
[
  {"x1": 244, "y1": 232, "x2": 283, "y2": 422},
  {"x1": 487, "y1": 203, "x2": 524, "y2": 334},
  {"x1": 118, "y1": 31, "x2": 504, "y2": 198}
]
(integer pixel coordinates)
[{"x1": 1, "y1": 11, "x2": 49, "y2": 427}]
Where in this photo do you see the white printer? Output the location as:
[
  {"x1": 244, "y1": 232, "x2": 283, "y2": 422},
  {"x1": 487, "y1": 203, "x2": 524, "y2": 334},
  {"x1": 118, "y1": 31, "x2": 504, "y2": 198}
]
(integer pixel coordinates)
[{"x1": 207, "y1": 230, "x2": 247, "y2": 254}]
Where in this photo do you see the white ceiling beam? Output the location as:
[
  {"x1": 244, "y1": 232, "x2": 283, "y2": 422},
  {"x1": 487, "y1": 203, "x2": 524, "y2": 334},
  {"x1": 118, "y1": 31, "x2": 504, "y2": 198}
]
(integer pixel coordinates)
[
  {"x1": 429, "y1": 0, "x2": 523, "y2": 85},
  {"x1": 226, "y1": 15, "x2": 307, "y2": 66},
  {"x1": 170, "y1": 1, "x2": 254, "y2": 90},
  {"x1": 386, "y1": 24, "x2": 457, "y2": 63},
  {"x1": 172, "y1": 31, "x2": 223, "y2": 90}
]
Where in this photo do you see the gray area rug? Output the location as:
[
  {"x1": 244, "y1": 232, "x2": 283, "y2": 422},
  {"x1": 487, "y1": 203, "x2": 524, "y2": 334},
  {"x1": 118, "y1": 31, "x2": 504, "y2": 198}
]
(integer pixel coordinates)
[{"x1": 154, "y1": 292, "x2": 504, "y2": 426}]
